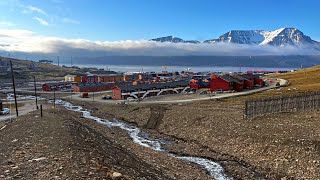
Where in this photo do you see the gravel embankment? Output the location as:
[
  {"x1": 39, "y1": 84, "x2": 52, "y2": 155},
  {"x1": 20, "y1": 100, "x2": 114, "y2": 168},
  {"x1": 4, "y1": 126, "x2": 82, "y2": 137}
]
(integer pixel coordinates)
[
  {"x1": 0, "y1": 107, "x2": 212, "y2": 179},
  {"x1": 73, "y1": 99, "x2": 320, "y2": 179}
]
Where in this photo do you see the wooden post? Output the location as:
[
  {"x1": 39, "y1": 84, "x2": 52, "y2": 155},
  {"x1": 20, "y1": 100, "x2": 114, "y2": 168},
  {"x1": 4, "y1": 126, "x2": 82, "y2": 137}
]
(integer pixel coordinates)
[
  {"x1": 10, "y1": 60, "x2": 18, "y2": 117},
  {"x1": 53, "y1": 88, "x2": 56, "y2": 108},
  {"x1": 40, "y1": 104, "x2": 43, "y2": 117}
]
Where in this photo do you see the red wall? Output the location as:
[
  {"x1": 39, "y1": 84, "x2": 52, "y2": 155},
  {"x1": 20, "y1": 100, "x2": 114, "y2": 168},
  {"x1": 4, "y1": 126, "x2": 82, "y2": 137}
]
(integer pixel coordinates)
[
  {"x1": 210, "y1": 77, "x2": 232, "y2": 91},
  {"x1": 81, "y1": 76, "x2": 88, "y2": 83},
  {"x1": 189, "y1": 82, "x2": 199, "y2": 90},
  {"x1": 234, "y1": 83, "x2": 243, "y2": 92},
  {"x1": 254, "y1": 78, "x2": 264, "y2": 86},
  {"x1": 112, "y1": 87, "x2": 122, "y2": 100}
]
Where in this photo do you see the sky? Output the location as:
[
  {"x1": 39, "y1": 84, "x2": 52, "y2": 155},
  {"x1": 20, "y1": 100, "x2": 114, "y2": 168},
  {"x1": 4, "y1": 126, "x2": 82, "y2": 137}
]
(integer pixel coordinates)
[
  {"x1": 0, "y1": 0, "x2": 319, "y2": 41},
  {"x1": 0, "y1": 0, "x2": 319, "y2": 58}
]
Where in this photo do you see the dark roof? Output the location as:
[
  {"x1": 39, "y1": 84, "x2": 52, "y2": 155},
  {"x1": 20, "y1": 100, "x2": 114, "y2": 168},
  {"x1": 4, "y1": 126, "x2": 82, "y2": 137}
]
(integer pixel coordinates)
[
  {"x1": 44, "y1": 82, "x2": 76, "y2": 86},
  {"x1": 245, "y1": 73, "x2": 260, "y2": 78},
  {"x1": 76, "y1": 82, "x2": 114, "y2": 88},
  {"x1": 232, "y1": 73, "x2": 251, "y2": 81},
  {"x1": 117, "y1": 81, "x2": 189, "y2": 91},
  {"x1": 220, "y1": 75, "x2": 242, "y2": 84}
]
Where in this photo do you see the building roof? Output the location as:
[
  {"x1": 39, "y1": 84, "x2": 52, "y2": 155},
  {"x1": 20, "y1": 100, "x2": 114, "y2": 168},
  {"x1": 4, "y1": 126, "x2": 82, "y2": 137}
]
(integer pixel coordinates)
[
  {"x1": 231, "y1": 73, "x2": 252, "y2": 81},
  {"x1": 220, "y1": 75, "x2": 242, "y2": 84},
  {"x1": 65, "y1": 74, "x2": 77, "y2": 78},
  {"x1": 245, "y1": 73, "x2": 260, "y2": 78},
  {"x1": 117, "y1": 81, "x2": 189, "y2": 91},
  {"x1": 44, "y1": 82, "x2": 76, "y2": 86},
  {"x1": 76, "y1": 82, "x2": 115, "y2": 88}
]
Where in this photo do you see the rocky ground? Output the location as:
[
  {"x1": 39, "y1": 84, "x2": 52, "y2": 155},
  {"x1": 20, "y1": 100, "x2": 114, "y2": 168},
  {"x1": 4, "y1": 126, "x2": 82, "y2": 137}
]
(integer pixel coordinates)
[
  {"x1": 72, "y1": 98, "x2": 320, "y2": 179},
  {"x1": 0, "y1": 106, "x2": 212, "y2": 179}
]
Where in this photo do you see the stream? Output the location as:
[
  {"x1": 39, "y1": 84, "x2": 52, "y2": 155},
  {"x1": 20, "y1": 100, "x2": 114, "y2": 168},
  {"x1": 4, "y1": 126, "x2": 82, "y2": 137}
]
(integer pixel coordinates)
[{"x1": 52, "y1": 99, "x2": 231, "y2": 180}]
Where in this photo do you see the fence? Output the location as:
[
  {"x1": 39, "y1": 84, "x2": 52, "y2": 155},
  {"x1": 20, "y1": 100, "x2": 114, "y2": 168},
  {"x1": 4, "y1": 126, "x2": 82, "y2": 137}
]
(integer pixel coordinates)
[{"x1": 244, "y1": 92, "x2": 320, "y2": 119}]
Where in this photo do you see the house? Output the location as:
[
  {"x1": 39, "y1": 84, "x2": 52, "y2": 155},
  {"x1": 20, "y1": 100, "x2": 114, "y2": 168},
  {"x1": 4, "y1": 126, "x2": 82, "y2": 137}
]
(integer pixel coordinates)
[
  {"x1": 42, "y1": 82, "x2": 75, "y2": 91},
  {"x1": 98, "y1": 74, "x2": 124, "y2": 82},
  {"x1": 65, "y1": 74, "x2": 81, "y2": 82},
  {"x1": 112, "y1": 81, "x2": 189, "y2": 100},
  {"x1": 230, "y1": 73, "x2": 254, "y2": 89},
  {"x1": 245, "y1": 74, "x2": 265, "y2": 86},
  {"x1": 210, "y1": 75, "x2": 243, "y2": 92}
]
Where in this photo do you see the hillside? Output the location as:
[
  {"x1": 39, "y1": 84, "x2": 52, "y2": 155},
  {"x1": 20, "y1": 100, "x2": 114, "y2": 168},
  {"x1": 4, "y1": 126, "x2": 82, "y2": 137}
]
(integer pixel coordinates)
[{"x1": 0, "y1": 57, "x2": 85, "y2": 80}]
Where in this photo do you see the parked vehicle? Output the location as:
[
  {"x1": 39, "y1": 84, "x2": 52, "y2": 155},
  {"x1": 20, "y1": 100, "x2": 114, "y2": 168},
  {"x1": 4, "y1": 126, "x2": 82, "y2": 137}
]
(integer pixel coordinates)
[
  {"x1": 0, "y1": 108, "x2": 10, "y2": 115},
  {"x1": 81, "y1": 93, "x2": 89, "y2": 98},
  {"x1": 127, "y1": 97, "x2": 138, "y2": 102},
  {"x1": 101, "y1": 95, "x2": 112, "y2": 100}
]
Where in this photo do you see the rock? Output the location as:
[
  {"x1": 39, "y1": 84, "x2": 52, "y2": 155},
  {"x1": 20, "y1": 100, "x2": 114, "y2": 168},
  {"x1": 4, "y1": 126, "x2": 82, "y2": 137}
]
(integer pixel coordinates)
[{"x1": 112, "y1": 172, "x2": 122, "y2": 178}]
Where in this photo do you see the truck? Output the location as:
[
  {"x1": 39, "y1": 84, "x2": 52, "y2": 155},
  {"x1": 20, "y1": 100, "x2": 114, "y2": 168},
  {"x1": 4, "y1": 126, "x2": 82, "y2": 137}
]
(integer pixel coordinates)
[{"x1": 81, "y1": 93, "x2": 89, "y2": 98}]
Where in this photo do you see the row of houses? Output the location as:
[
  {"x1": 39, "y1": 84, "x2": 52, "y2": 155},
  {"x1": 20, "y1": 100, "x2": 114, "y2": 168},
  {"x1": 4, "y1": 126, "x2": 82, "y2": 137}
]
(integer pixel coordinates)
[
  {"x1": 64, "y1": 74, "x2": 141, "y2": 83},
  {"x1": 73, "y1": 81, "x2": 130, "y2": 92},
  {"x1": 190, "y1": 73, "x2": 264, "y2": 92},
  {"x1": 42, "y1": 82, "x2": 76, "y2": 91}
]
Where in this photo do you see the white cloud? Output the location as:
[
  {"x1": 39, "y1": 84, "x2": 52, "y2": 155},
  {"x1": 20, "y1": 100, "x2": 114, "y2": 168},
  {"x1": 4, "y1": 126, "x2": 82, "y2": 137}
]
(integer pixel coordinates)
[
  {"x1": 33, "y1": 17, "x2": 49, "y2": 26},
  {"x1": 0, "y1": 21, "x2": 15, "y2": 26},
  {"x1": 62, "y1": 18, "x2": 80, "y2": 24},
  {"x1": 0, "y1": 29, "x2": 319, "y2": 57},
  {"x1": 23, "y1": 5, "x2": 47, "y2": 16}
]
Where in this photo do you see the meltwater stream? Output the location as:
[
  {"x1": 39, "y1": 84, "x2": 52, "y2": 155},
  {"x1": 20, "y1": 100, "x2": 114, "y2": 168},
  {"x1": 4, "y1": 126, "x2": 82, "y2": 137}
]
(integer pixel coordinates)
[{"x1": 52, "y1": 100, "x2": 231, "y2": 180}]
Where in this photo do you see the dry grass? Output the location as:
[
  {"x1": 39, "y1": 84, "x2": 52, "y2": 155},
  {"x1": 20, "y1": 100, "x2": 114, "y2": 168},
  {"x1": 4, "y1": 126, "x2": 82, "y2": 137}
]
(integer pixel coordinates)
[{"x1": 226, "y1": 65, "x2": 320, "y2": 102}]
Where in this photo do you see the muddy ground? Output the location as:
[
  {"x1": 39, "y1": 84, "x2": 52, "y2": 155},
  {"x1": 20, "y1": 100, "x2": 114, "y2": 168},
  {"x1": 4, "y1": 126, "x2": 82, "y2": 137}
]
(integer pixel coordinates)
[
  {"x1": 0, "y1": 107, "x2": 213, "y2": 179},
  {"x1": 71, "y1": 98, "x2": 320, "y2": 179}
]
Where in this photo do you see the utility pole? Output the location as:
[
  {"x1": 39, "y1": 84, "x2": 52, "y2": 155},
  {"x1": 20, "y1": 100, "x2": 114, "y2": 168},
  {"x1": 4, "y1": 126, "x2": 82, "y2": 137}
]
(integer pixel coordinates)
[
  {"x1": 71, "y1": 56, "x2": 73, "y2": 67},
  {"x1": 33, "y1": 76, "x2": 39, "y2": 109},
  {"x1": 10, "y1": 60, "x2": 18, "y2": 117},
  {"x1": 57, "y1": 56, "x2": 60, "y2": 66},
  {"x1": 53, "y1": 88, "x2": 56, "y2": 108}
]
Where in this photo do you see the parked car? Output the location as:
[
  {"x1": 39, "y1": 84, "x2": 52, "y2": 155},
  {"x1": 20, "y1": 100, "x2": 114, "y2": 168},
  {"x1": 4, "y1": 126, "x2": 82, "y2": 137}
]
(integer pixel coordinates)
[
  {"x1": 0, "y1": 108, "x2": 10, "y2": 115},
  {"x1": 101, "y1": 95, "x2": 112, "y2": 100}
]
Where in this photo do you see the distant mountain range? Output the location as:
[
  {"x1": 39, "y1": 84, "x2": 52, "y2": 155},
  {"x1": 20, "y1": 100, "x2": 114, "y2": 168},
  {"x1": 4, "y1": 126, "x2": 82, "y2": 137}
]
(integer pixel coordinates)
[{"x1": 151, "y1": 28, "x2": 320, "y2": 47}]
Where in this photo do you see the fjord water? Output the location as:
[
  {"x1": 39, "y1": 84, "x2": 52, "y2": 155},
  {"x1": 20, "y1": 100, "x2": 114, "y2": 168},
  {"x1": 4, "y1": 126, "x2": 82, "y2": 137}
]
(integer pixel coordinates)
[{"x1": 61, "y1": 64, "x2": 296, "y2": 73}]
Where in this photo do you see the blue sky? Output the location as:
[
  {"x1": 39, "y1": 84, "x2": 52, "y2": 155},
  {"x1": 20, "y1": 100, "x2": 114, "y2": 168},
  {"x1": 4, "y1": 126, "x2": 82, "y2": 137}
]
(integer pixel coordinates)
[{"x1": 0, "y1": 0, "x2": 319, "y2": 41}]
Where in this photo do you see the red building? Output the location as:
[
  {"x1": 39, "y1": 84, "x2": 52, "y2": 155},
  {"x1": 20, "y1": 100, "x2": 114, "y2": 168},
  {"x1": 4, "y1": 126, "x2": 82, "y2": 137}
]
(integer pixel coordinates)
[
  {"x1": 210, "y1": 75, "x2": 243, "y2": 92},
  {"x1": 98, "y1": 75, "x2": 123, "y2": 82},
  {"x1": 189, "y1": 80, "x2": 199, "y2": 90},
  {"x1": 87, "y1": 75, "x2": 98, "y2": 83},
  {"x1": 81, "y1": 76, "x2": 88, "y2": 83},
  {"x1": 245, "y1": 74, "x2": 264, "y2": 86},
  {"x1": 112, "y1": 86, "x2": 122, "y2": 100},
  {"x1": 230, "y1": 74, "x2": 254, "y2": 89},
  {"x1": 42, "y1": 82, "x2": 74, "y2": 91},
  {"x1": 73, "y1": 82, "x2": 114, "y2": 92}
]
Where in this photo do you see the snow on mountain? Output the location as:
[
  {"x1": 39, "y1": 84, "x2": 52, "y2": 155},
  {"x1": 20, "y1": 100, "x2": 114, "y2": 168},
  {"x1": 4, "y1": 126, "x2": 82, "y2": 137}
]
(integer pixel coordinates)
[{"x1": 204, "y1": 28, "x2": 319, "y2": 46}]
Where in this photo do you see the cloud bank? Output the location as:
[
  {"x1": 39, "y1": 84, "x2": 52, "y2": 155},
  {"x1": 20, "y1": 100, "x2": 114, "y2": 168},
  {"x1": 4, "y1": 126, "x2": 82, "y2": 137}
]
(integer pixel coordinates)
[{"x1": 0, "y1": 29, "x2": 319, "y2": 57}]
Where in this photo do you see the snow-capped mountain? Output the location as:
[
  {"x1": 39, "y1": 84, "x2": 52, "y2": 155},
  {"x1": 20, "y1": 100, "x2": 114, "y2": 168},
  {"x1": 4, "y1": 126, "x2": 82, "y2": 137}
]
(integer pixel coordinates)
[
  {"x1": 204, "y1": 28, "x2": 319, "y2": 46},
  {"x1": 150, "y1": 36, "x2": 200, "y2": 43},
  {"x1": 150, "y1": 28, "x2": 319, "y2": 47}
]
